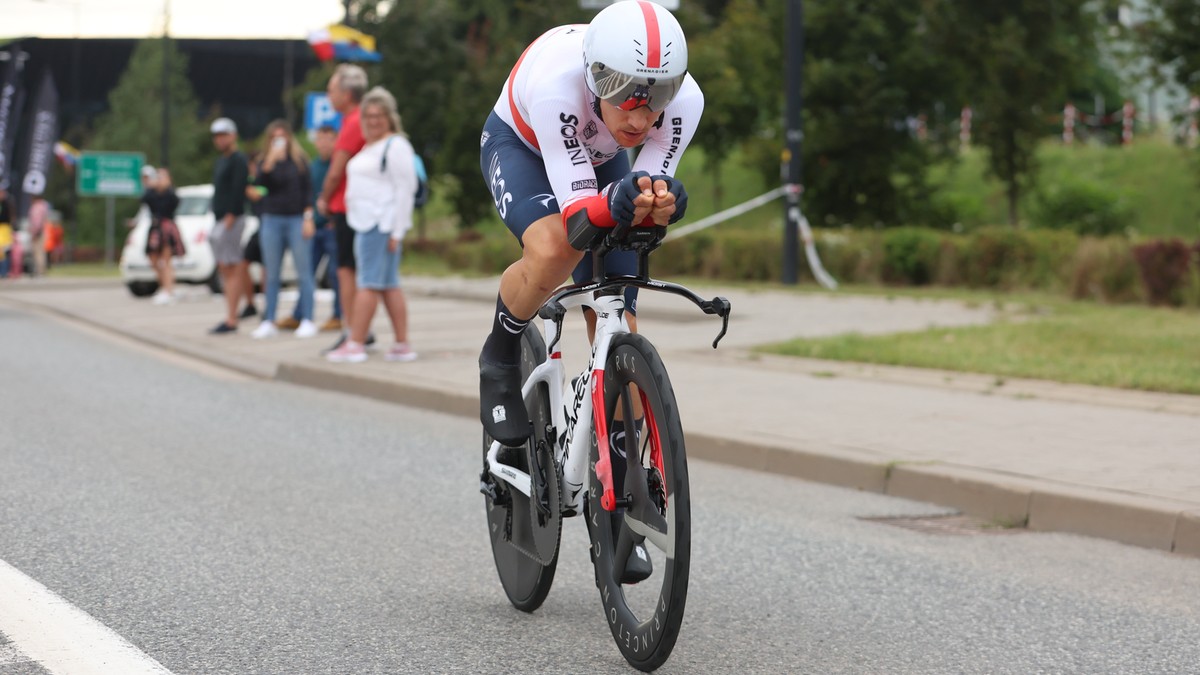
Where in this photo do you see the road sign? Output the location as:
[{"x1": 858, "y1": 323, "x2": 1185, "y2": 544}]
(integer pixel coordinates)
[
  {"x1": 305, "y1": 92, "x2": 343, "y2": 133},
  {"x1": 76, "y1": 151, "x2": 144, "y2": 197}
]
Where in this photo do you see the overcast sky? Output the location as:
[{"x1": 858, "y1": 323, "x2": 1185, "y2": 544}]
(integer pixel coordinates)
[{"x1": 1, "y1": 0, "x2": 348, "y2": 39}]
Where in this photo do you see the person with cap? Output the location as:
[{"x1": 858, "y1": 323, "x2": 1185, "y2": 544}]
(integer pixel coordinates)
[{"x1": 208, "y1": 117, "x2": 251, "y2": 334}]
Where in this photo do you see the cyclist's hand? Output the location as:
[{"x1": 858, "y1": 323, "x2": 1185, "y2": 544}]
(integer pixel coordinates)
[
  {"x1": 633, "y1": 175, "x2": 655, "y2": 225},
  {"x1": 607, "y1": 171, "x2": 652, "y2": 228},
  {"x1": 650, "y1": 175, "x2": 688, "y2": 225}
]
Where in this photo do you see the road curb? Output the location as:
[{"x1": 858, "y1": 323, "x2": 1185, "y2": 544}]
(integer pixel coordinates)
[
  {"x1": 1175, "y1": 512, "x2": 1200, "y2": 558},
  {"x1": 277, "y1": 362, "x2": 1199, "y2": 559},
  {"x1": 886, "y1": 464, "x2": 1033, "y2": 526},
  {"x1": 1027, "y1": 486, "x2": 1193, "y2": 553}
]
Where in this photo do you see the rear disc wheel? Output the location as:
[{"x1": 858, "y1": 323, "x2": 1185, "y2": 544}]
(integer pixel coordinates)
[{"x1": 482, "y1": 326, "x2": 561, "y2": 612}]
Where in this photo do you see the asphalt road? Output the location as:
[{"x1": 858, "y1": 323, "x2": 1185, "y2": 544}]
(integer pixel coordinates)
[{"x1": 1, "y1": 304, "x2": 1199, "y2": 674}]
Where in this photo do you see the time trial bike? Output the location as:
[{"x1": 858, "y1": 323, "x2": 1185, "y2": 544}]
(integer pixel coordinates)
[{"x1": 479, "y1": 224, "x2": 731, "y2": 671}]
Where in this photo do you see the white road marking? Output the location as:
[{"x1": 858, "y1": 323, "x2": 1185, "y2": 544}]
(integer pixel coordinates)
[
  {"x1": 0, "y1": 643, "x2": 32, "y2": 666},
  {"x1": 0, "y1": 559, "x2": 173, "y2": 675}
]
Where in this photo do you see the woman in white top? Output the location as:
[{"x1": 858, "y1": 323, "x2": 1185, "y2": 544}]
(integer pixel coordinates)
[{"x1": 326, "y1": 87, "x2": 418, "y2": 363}]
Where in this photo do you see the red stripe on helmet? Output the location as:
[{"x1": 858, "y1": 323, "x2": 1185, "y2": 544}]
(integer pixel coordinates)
[{"x1": 637, "y1": 1, "x2": 661, "y2": 69}]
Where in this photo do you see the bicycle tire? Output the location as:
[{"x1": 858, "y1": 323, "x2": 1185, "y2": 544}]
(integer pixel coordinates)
[
  {"x1": 482, "y1": 325, "x2": 562, "y2": 612},
  {"x1": 587, "y1": 333, "x2": 690, "y2": 672}
]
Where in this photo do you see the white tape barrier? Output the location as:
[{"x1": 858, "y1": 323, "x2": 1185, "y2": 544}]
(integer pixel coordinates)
[
  {"x1": 663, "y1": 186, "x2": 785, "y2": 242},
  {"x1": 662, "y1": 186, "x2": 838, "y2": 290},
  {"x1": 790, "y1": 205, "x2": 839, "y2": 290}
]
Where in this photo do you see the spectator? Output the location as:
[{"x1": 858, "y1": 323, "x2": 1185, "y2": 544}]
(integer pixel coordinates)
[
  {"x1": 0, "y1": 188, "x2": 11, "y2": 278},
  {"x1": 143, "y1": 167, "x2": 185, "y2": 304},
  {"x1": 286, "y1": 124, "x2": 348, "y2": 333},
  {"x1": 326, "y1": 87, "x2": 417, "y2": 363},
  {"x1": 248, "y1": 120, "x2": 317, "y2": 339},
  {"x1": 207, "y1": 117, "x2": 250, "y2": 335},
  {"x1": 285, "y1": 124, "x2": 341, "y2": 332},
  {"x1": 45, "y1": 216, "x2": 64, "y2": 267},
  {"x1": 27, "y1": 197, "x2": 49, "y2": 277},
  {"x1": 242, "y1": 151, "x2": 267, "y2": 318},
  {"x1": 316, "y1": 64, "x2": 370, "y2": 353}
]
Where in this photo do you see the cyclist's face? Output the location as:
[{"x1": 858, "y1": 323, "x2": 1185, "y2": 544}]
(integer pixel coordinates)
[{"x1": 599, "y1": 99, "x2": 659, "y2": 148}]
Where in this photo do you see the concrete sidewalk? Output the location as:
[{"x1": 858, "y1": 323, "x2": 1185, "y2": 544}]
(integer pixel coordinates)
[{"x1": 3, "y1": 276, "x2": 1198, "y2": 558}]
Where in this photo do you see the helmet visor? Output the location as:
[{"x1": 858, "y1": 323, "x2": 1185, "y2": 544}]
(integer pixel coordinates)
[{"x1": 590, "y1": 64, "x2": 684, "y2": 113}]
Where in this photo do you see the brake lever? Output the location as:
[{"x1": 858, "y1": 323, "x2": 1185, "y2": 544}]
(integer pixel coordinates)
[
  {"x1": 538, "y1": 299, "x2": 567, "y2": 353},
  {"x1": 699, "y1": 296, "x2": 732, "y2": 348}
]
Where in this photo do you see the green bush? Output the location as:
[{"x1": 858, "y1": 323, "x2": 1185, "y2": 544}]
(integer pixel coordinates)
[
  {"x1": 1023, "y1": 229, "x2": 1080, "y2": 290},
  {"x1": 1182, "y1": 242, "x2": 1200, "y2": 308},
  {"x1": 1031, "y1": 179, "x2": 1131, "y2": 236},
  {"x1": 443, "y1": 235, "x2": 521, "y2": 275},
  {"x1": 962, "y1": 227, "x2": 1037, "y2": 288},
  {"x1": 814, "y1": 230, "x2": 882, "y2": 285},
  {"x1": 881, "y1": 227, "x2": 944, "y2": 285},
  {"x1": 1131, "y1": 239, "x2": 1193, "y2": 306},
  {"x1": 934, "y1": 237, "x2": 967, "y2": 286},
  {"x1": 1069, "y1": 238, "x2": 1141, "y2": 303}
]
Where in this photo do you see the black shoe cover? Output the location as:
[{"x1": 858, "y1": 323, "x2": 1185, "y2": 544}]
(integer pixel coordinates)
[
  {"x1": 613, "y1": 511, "x2": 653, "y2": 584},
  {"x1": 479, "y1": 357, "x2": 530, "y2": 447}
]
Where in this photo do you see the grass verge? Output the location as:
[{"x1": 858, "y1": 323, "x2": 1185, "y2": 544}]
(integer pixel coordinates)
[
  {"x1": 46, "y1": 262, "x2": 121, "y2": 278},
  {"x1": 760, "y1": 293, "x2": 1200, "y2": 395}
]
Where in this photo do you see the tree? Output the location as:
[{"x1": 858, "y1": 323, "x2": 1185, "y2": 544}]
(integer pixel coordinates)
[
  {"x1": 90, "y1": 39, "x2": 210, "y2": 185},
  {"x1": 365, "y1": 0, "x2": 589, "y2": 228},
  {"x1": 77, "y1": 39, "x2": 210, "y2": 245},
  {"x1": 799, "y1": 0, "x2": 957, "y2": 227},
  {"x1": 686, "y1": 0, "x2": 779, "y2": 209},
  {"x1": 927, "y1": 1, "x2": 1097, "y2": 226},
  {"x1": 1146, "y1": 0, "x2": 1200, "y2": 94}
]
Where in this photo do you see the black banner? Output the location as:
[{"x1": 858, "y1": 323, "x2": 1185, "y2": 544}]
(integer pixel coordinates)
[
  {"x1": 0, "y1": 56, "x2": 22, "y2": 193},
  {"x1": 16, "y1": 69, "x2": 58, "y2": 218}
]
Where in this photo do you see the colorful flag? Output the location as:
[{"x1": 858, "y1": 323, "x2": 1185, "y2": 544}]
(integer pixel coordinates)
[
  {"x1": 53, "y1": 140, "x2": 79, "y2": 167},
  {"x1": 307, "y1": 24, "x2": 382, "y2": 63}
]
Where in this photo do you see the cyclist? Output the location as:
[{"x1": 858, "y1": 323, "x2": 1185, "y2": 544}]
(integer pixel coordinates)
[
  {"x1": 478, "y1": 0, "x2": 702, "y2": 447},
  {"x1": 479, "y1": 0, "x2": 702, "y2": 584}
]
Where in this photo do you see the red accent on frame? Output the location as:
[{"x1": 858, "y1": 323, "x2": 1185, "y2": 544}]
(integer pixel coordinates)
[
  {"x1": 592, "y1": 368, "x2": 617, "y2": 511},
  {"x1": 640, "y1": 389, "x2": 667, "y2": 507},
  {"x1": 550, "y1": 351, "x2": 562, "y2": 360}
]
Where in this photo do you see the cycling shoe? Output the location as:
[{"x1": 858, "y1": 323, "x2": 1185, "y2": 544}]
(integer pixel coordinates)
[
  {"x1": 622, "y1": 542, "x2": 653, "y2": 584},
  {"x1": 479, "y1": 357, "x2": 530, "y2": 447},
  {"x1": 612, "y1": 511, "x2": 653, "y2": 584}
]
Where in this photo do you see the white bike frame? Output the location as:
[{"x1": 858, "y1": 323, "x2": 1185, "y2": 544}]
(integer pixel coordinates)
[{"x1": 484, "y1": 288, "x2": 629, "y2": 517}]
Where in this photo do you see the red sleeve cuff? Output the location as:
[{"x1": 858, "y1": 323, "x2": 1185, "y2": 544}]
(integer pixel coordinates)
[{"x1": 562, "y1": 194, "x2": 615, "y2": 231}]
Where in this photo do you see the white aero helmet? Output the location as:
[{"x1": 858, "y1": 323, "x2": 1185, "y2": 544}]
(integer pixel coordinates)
[{"x1": 584, "y1": 0, "x2": 689, "y2": 112}]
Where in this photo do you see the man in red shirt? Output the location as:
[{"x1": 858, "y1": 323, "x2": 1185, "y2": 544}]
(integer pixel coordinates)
[{"x1": 316, "y1": 64, "x2": 369, "y2": 353}]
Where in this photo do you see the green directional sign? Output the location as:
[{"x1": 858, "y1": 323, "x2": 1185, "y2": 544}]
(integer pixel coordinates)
[{"x1": 77, "y1": 151, "x2": 145, "y2": 197}]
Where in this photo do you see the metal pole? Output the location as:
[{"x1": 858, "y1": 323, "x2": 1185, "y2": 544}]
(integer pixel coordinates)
[
  {"x1": 104, "y1": 195, "x2": 114, "y2": 266},
  {"x1": 284, "y1": 39, "x2": 295, "y2": 127},
  {"x1": 161, "y1": 1, "x2": 170, "y2": 168},
  {"x1": 781, "y1": 0, "x2": 803, "y2": 284}
]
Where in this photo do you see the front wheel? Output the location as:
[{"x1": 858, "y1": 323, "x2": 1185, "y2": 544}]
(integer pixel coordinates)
[{"x1": 588, "y1": 333, "x2": 690, "y2": 672}]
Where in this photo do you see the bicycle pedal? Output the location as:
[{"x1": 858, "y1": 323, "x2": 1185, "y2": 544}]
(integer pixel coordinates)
[{"x1": 479, "y1": 470, "x2": 509, "y2": 506}]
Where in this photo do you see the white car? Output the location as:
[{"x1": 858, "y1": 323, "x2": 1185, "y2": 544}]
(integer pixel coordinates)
[{"x1": 119, "y1": 184, "x2": 296, "y2": 297}]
